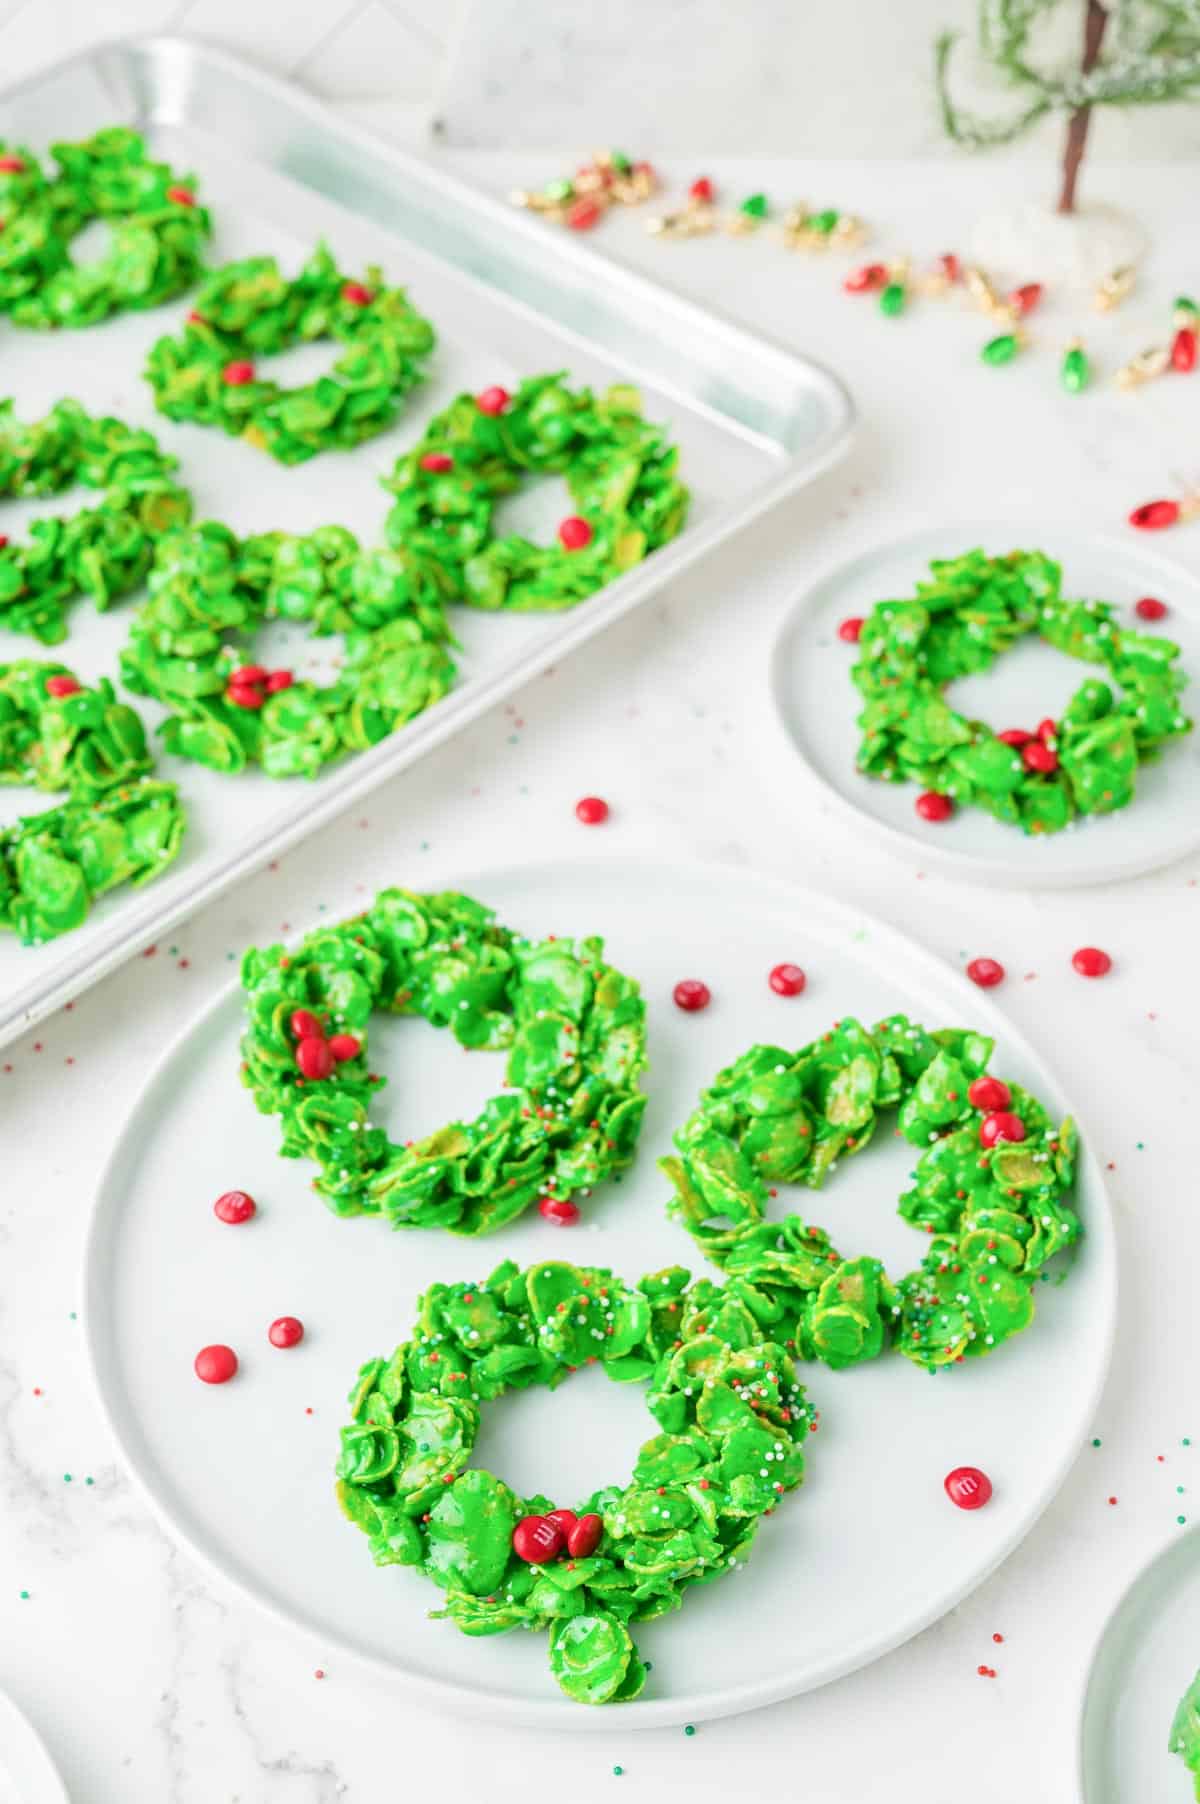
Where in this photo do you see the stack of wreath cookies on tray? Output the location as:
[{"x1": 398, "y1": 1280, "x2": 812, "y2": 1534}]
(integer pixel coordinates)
[
  {"x1": 0, "y1": 125, "x2": 690, "y2": 944},
  {"x1": 224, "y1": 885, "x2": 1084, "y2": 1706}
]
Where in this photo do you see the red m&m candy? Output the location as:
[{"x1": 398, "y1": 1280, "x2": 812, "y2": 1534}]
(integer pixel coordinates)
[
  {"x1": 512, "y1": 1514, "x2": 565, "y2": 1562},
  {"x1": 768, "y1": 963, "x2": 807, "y2": 996},
  {"x1": 967, "y1": 1076, "x2": 1011, "y2": 1112},
  {"x1": 567, "y1": 1512, "x2": 603, "y2": 1558},
  {"x1": 575, "y1": 795, "x2": 609, "y2": 825},
  {"x1": 476, "y1": 385, "x2": 510, "y2": 415},
  {"x1": 1072, "y1": 946, "x2": 1112, "y2": 978},
  {"x1": 966, "y1": 958, "x2": 1005, "y2": 988},
  {"x1": 915, "y1": 791, "x2": 954, "y2": 822},
  {"x1": 268, "y1": 1315, "x2": 305, "y2": 1349},
  {"x1": 673, "y1": 979, "x2": 711, "y2": 1012},
  {"x1": 296, "y1": 1037, "x2": 334, "y2": 1080},
  {"x1": 538, "y1": 1196, "x2": 580, "y2": 1226},
  {"x1": 194, "y1": 1344, "x2": 238, "y2": 1384},
  {"x1": 214, "y1": 1189, "x2": 256, "y2": 1225},
  {"x1": 945, "y1": 1466, "x2": 992, "y2": 1510},
  {"x1": 979, "y1": 1111, "x2": 1025, "y2": 1148}
]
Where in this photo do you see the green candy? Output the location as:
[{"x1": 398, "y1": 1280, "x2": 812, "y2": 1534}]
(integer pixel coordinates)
[
  {"x1": 852, "y1": 548, "x2": 1192, "y2": 834},
  {"x1": 119, "y1": 521, "x2": 455, "y2": 778},
  {"x1": 1171, "y1": 1667, "x2": 1200, "y2": 1797},
  {"x1": 0, "y1": 128, "x2": 211, "y2": 329},
  {"x1": 660, "y1": 1013, "x2": 1081, "y2": 1374},
  {"x1": 0, "y1": 659, "x2": 185, "y2": 945},
  {"x1": 0, "y1": 399, "x2": 191, "y2": 644},
  {"x1": 239, "y1": 889, "x2": 649, "y2": 1233},
  {"x1": 144, "y1": 242, "x2": 435, "y2": 465},
  {"x1": 879, "y1": 281, "x2": 905, "y2": 317},
  {"x1": 335, "y1": 1258, "x2": 817, "y2": 1704},
  {"x1": 381, "y1": 372, "x2": 689, "y2": 613}
]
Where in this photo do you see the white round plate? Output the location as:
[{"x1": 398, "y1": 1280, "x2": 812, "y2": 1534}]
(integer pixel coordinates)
[
  {"x1": 0, "y1": 1690, "x2": 69, "y2": 1804},
  {"x1": 769, "y1": 521, "x2": 1200, "y2": 887},
  {"x1": 1080, "y1": 1527, "x2": 1200, "y2": 1802},
  {"x1": 84, "y1": 856, "x2": 1115, "y2": 1728}
]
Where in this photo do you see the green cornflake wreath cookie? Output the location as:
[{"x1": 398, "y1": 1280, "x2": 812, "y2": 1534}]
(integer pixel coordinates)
[
  {"x1": 143, "y1": 243, "x2": 435, "y2": 465},
  {"x1": 335, "y1": 1257, "x2": 815, "y2": 1704},
  {"x1": 381, "y1": 372, "x2": 689, "y2": 612},
  {"x1": 0, "y1": 128, "x2": 211, "y2": 329},
  {"x1": 0, "y1": 659, "x2": 185, "y2": 943},
  {"x1": 119, "y1": 520, "x2": 455, "y2": 778},
  {"x1": 1171, "y1": 1666, "x2": 1200, "y2": 1798},
  {"x1": 852, "y1": 548, "x2": 1192, "y2": 835},
  {"x1": 661, "y1": 1012, "x2": 1080, "y2": 1372},
  {"x1": 0, "y1": 398, "x2": 191, "y2": 644},
  {"x1": 239, "y1": 889, "x2": 648, "y2": 1232}
]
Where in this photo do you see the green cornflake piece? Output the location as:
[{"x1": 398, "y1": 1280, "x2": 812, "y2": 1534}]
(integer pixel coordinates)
[
  {"x1": 739, "y1": 193, "x2": 768, "y2": 218},
  {"x1": 0, "y1": 128, "x2": 211, "y2": 330},
  {"x1": 879, "y1": 281, "x2": 905, "y2": 317},
  {"x1": 336, "y1": 1258, "x2": 817, "y2": 1704},
  {"x1": 981, "y1": 331, "x2": 1021, "y2": 365},
  {"x1": 144, "y1": 242, "x2": 435, "y2": 465},
  {"x1": 0, "y1": 399, "x2": 191, "y2": 644},
  {"x1": 1171, "y1": 1667, "x2": 1200, "y2": 1797},
  {"x1": 1061, "y1": 344, "x2": 1090, "y2": 392},
  {"x1": 660, "y1": 1011, "x2": 1081, "y2": 1374},
  {"x1": 850, "y1": 548, "x2": 1192, "y2": 836},
  {"x1": 119, "y1": 521, "x2": 456, "y2": 779},
  {"x1": 381, "y1": 371, "x2": 689, "y2": 615},
  {"x1": 0, "y1": 659, "x2": 185, "y2": 945},
  {"x1": 239, "y1": 889, "x2": 649, "y2": 1231}
]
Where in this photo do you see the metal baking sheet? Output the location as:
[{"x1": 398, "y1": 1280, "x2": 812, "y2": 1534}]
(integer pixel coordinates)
[{"x1": 0, "y1": 36, "x2": 853, "y2": 1045}]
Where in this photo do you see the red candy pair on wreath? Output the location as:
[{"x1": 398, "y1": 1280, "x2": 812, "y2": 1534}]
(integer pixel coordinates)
[
  {"x1": 512, "y1": 1505, "x2": 604, "y2": 1563},
  {"x1": 226, "y1": 663, "x2": 294, "y2": 710},
  {"x1": 288, "y1": 1006, "x2": 360, "y2": 1081},
  {"x1": 997, "y1": 715, "x2": 1059, "y2": 774}
]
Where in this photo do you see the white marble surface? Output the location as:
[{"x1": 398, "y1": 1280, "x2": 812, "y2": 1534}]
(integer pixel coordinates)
[{"x1": 3, "y1": 151, "x2": 1200, "y2": 1802}]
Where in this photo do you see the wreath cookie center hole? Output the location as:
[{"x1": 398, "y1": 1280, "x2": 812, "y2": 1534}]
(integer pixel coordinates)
[
  {"x1": 67, "y1": 216, "x2": 116, "y2": 269},
  {"x1": 470, "y1": 1361, "x2": 646, "y2": 1507},
  {"x1": 360, "y1": 1011, "x2": 512, "y2": 1149},
  {"x1": 251, "y1": 617, "x2": 347, "y2": 691},
  {"x1": 489, "y1": 473, "x2": 578, "y2": 546},
  {"x1": 945, "y1": 632, "x2": 1101, "y2": 732},
  {"x1": 239, "y1": 336, "x2": 358, "y2": 393},
  {"x1": 764, "y1": 1132, "x2": 929, "y2": 1274}
]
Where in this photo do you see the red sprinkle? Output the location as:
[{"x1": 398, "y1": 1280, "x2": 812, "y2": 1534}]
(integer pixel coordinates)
[
  {"x1": 419, "y1": 452, "x2": 454, "y2": 473},
  {"x1": 567, "y1": 1512, "x2": 603, "y2": 1558},
  {"x1": 915, "y1": 791, "x2": 954, "y2": 822},
  {"x1": 166, "y1": 185, "x2": 196, "y2": 206},
  {"x1": 328, "y1": 1033, "x2": 361, "y2": 1062},
  {"x1": 837, "y1": 616, "x2": 864, "y2": 642},
  {"x1": 574, "y1": 795, "x2": 609, "y2": 825},
  {"x1": 979, "y1": 1111, "x2": 1026, "y2": 1148},
  {"x1": 268, "y1": 1315, "x2": 305, "y2": 1349},
  {"x1": 1022, "y1": 740, "x2": 1058, "y2": 774},
  {"x1": 1135, "y1": 595, "x2": 1168, "y2": 621},
  {"x1": 222, "y1": 360, "x2": 255, "y2": 386},
  {"x1": 289, "y1": 1008, "x2": 323, "y2": 1041},
  {"x1": 944, "y1": 1466, "x2": 992, "y2": 1510},
  {"x1": 45, "y1": 674, "x2": 82, "y2": 698},
  {"x1": 194, "y1": 1344, "x2": 238, "y2": 1384},
  {"x1": 296, "y1": 1037, "x2": 334, "y2": 1081},
  {"x1": 966, "y1": 958, "x2": 1005, "y2": 989},
  {"x1": 673, "y1": 979, "x2": 711, "y2": 1012},
  {"x1": 967, "y1": 1075, "x2": 1011, "y2": 1112},
  {"x1": 476, "y1": 385, "x2": 510, "y2": 415},
  {"x1": 1072, "y1": 946, "x2": 1112, "y2": 978},
  {"x1": 768, "y1": 963, "x2": 807, "y2": 997},
  {"x1": 340, "y1": 281, "x2": 373, "y2": 305},
  {"x1": 938, "y1": 252, "x2": 961, "y2": 283},
  {"x1": 539, "y1": 1196, "x2": 580, "y2": 1226},
  {"x1": 214, "y1": 1189, "x2": 256, "y2": 1225},
  {"x1": 512, "y1": 1514, "x2": 564, "y2": 1562},
  {"x1": 558, "y1": 515, "x2": 593, "y2": 551}
]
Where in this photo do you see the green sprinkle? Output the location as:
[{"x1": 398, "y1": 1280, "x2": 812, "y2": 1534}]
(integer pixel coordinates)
[
  {"x1": 1092, "y1": 1437, "x2": 1102, "y2": 1447},
  {"x1": 613, "y1": 1767, "x2": 624, "y2": 1777},
  {"x1": 684, "y1": 1723, "x2": 696, "y2": 1736},
  {"x1": 63, "y1": 1473, "x2": 72, "y2": 1482},
  {"x1": 19, "y1": 1590, "x2": 29, "y2": 1600},
  {"x1": 1180, "y1": 1515, "x2": 1188, "y2": 1525}
]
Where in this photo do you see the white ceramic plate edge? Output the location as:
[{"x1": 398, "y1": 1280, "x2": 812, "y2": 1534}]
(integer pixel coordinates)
[
  {"x1": 0, "y1": 1691, "x2": 70, "y2": 1804},
  {"x1": 767, "y1": 522, "x2": 1200, "y2": 890},
  {"x1": 81, "y1": 853, "x2": 1118, "y2": 1731}
]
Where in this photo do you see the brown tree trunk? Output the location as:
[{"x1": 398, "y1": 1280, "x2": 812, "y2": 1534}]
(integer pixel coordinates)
[{"x1": 1058, "y1": 0, "x2": 1110, "y2": 213}]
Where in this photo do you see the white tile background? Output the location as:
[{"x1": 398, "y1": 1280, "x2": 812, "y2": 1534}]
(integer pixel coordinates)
[{"x1": 5, "y1": 0, "x2": 1200, "y2": 156}]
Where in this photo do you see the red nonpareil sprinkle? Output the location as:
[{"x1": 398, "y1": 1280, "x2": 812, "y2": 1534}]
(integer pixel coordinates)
[
  {"x1": 45, "y1": 674, "x2": 82, "y2": 697},
  {"x1": 1072, "y1": 946, "x2": 1112, "y2": 978},
  {"x1": 289, "y1": 1008, "x2": 323, "y2": 1041},
  {"x1": 837, "y1": 616, "x2": 864, "y2": 642},
  {"x1": 1108, "y1": 1495, "x2": 1118, "y2": 1505},
  {"x1": 967, "y1": 1075, "x2": 1011, "y2": 1111},
  {"x1": 296, "y1": 1037, "x2": 334, "y2": 1080},
  {"x1": 557, "y1": 515, "x2": 593, "y2": 550},
  {"x1": 689, "y1": 176, "x2": 715, "y2": 204},
  {"x1": 768, "y1": 963, "x2": 806, "y2": 997},
  {"x1": 992, "y1": 1632, "x2": 1004, "y2": 1643},
  {"x1": 328, "y1": 1033, "x2": 360, "y2": 1062},
  {"x1": 476, "y1": 385, "x2": 510, "y2": 415},
  {"x1": 915, "y1": 791, "x2": 953, "y2": 822},
  {"x1": 340, "y1": 281, "x2": 372, "y2": 305},
  {"x1": 539, "y1": 1196, "x2": 580, "y2": 1226},
  {"x1": 673, "y1": 979, "x2": 711, "y2": 1012},
  {"x1": 194, "y1": 1344, "x2": 238, "y2": 1384},
  {"x1": 222, "y1": 360, "x2": 255, "y2": 385},
  {"x1": 166, "y1": 185, "x2": 195, "y2": 206},
  {"x1": 574, "y1": 795, "x2": 609, "y2": 825},
  {"x1": 268, "y1": 1315, "x2": 304, "y2": 1349},
  {"x1": 214, "y1": 1189, "x2": 256, "y2": 1225},
  {"x1": 314, "y1": 1669, "x2": 325, "y2": 1679},
  {"x1": 944, "y1": 1466, "x2": 992, "y2": 1509},
  {"x1": 966, "y1": 957, "x2": 1005, "y2": 988},
  {"x1": 419, "y1": 452, "x2": 453, "y2": 472},
  {"x1": 1135, "y1": 595, "x2": 1168, "y2": 620}
]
